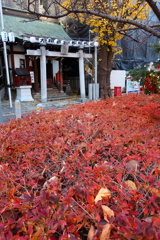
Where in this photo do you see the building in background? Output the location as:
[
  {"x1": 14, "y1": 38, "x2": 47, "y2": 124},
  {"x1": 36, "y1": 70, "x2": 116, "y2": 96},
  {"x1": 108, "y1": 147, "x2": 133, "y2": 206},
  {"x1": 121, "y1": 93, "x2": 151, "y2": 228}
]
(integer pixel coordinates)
[{"x1": 0, "y1": 0, "x2": 94, "y2": 102}]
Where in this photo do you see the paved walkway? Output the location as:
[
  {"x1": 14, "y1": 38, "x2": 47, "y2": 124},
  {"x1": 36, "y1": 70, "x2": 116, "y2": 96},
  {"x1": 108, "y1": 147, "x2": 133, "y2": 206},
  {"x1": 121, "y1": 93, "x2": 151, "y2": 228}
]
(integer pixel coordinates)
[{"x1": 0, "y1": 97, "x2": 82, "y2": 123}]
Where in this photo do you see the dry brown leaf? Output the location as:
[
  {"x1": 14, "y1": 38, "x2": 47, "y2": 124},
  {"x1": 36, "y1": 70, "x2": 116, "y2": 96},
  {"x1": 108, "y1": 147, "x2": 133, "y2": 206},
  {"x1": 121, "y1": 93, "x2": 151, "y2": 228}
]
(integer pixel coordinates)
[
  {"x1": 125, "y1": 180, "x2": 137, "y2": 190},
  {"x1": 60, "y1": 161, "x2": 66, "y2": 173},
  {"x1": 94, "y1": 188, "x2": 111, "y2": 203},
  {"x1": 100, "y1": 223, "x2": 111, "y2": 240},
  {"x1": 144, "y1": 214, "x2": 160, "y2": 224},
  {"x1": 43, "y1": 176, "x2": 59, "y2": 188},
  {"x1": 126, "y1": 160, "x2": 139, "y2": 171},
  {"x1": 112, "y1": 101, "x2": 117, "y2": 106},
  {"x1": 0, "y1": 165, "x2": 4, "y2": 171},
  {"x1": 144, "y1": 217, "x2": 153, "y2": 223},
  {"x1": 87, "y1": 225, "x2": 95, "y2": 240},
  {"x1": 151, "y1": 164, "x2": 160, "y2": 175},
  {"x1": 102, "y1": 205, "x2": 114, "y2": 223},
  {"x1": 143, "y1": 184, "x2": 160, "y2": 199},
  {"x1": 25, "y1": 172, "x2": 42, "y2": 179}
]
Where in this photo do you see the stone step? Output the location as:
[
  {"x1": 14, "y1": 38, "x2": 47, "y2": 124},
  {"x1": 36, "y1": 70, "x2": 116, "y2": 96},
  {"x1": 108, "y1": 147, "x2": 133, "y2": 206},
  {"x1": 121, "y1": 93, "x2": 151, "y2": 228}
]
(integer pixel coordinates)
[{"x1": 32, "y1": 88, "x2": 67, "y2": 101}]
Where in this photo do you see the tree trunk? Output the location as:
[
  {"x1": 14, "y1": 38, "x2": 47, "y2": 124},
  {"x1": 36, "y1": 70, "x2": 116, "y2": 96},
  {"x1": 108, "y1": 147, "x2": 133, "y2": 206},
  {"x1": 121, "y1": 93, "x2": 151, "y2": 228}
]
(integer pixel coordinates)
[{"x1": 98, "y1": 45, "x2": 113, "y2": 99}]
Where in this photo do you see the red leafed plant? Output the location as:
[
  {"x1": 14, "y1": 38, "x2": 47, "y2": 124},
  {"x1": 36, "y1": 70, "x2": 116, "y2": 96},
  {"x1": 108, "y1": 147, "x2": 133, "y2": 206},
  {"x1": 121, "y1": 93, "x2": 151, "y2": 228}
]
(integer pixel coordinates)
[{"x1": 0, "y1": 94, "x2": 160, "y2": 239}]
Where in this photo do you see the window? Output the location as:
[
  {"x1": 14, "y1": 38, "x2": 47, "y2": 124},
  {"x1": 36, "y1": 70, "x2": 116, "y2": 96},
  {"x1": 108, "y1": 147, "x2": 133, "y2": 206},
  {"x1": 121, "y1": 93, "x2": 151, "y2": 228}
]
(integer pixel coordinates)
[{"x1": 20, "y1": 59, "x2": 25, "y2": 68}]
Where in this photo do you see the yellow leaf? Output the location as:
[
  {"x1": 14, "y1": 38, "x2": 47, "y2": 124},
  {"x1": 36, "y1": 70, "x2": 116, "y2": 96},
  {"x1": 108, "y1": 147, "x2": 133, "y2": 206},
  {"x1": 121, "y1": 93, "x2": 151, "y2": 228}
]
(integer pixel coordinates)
[
  {"x1": 94, "y1": 188, "x2": 111, "y2": 203},
  {"x1": 143, "y1": 184, "x2": 160, "y2": 199},
  {"x1": 32, "y1": 226, "x2": 44, "y2": 239},
  {"x1": 125, "y1": 180, "x2": 137, "y2": 190},
  {"x1": 101, "y1": 205, "x2": 114, "y2": 223}
]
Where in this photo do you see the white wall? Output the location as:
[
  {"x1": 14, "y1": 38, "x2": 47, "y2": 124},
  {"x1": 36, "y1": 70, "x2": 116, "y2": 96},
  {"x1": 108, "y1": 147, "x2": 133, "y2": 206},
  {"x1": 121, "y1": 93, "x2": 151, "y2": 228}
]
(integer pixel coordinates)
[
  {"x1": 14, "y1": 54, "x2": 25, "y2": 68},
  {"x1": 110, "y1": 70, "x2": 126, "y2": 89},
  {"x1": 52, "y1": 60, "x2": 59, "y2": 79},
  {"x1": 8, "y1": 45, "x2": 26, "y2": 69}
]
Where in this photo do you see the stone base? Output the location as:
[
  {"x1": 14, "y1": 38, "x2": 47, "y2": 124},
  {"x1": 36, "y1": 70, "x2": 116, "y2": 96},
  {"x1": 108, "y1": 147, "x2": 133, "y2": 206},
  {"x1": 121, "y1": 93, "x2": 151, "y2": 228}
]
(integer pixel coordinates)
[
  {"x1": 78, "y1": 98, "x2": 88, "y2": 103},
  {"x1": 15, "y1": 86, "x2": 34, "y2": 101}
]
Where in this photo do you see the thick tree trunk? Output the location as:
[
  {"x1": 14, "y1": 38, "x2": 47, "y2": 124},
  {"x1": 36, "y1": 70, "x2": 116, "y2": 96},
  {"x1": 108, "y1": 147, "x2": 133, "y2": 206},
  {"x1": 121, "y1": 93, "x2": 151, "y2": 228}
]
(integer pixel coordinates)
[{"x1": 98, "y1": 45, "x2": 113, "y2": 99}]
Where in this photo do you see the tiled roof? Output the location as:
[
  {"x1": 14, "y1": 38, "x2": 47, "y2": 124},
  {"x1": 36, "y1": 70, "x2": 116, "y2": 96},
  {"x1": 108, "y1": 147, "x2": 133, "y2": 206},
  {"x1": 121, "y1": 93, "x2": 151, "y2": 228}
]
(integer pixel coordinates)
[{"x1": 1, "y1": 15, "x2": 71, "y2": 40}]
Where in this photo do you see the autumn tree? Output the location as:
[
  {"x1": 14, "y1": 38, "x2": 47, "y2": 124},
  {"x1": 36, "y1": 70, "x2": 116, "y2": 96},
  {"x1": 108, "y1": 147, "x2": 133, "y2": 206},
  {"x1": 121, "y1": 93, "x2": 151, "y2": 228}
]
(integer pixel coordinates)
[
  {"x1": 15, "y1": 0, "x2": 160, "y2": 98},
  {"x1": 50, "y1": 0, "x2": 153, "y2": 98}
]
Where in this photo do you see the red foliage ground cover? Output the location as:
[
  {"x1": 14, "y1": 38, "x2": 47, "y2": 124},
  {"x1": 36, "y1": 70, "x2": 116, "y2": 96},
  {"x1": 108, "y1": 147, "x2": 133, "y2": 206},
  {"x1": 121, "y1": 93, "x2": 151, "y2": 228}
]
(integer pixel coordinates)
[{"x1": 0, "y1": 94, "x2": 160, "y2": 240}]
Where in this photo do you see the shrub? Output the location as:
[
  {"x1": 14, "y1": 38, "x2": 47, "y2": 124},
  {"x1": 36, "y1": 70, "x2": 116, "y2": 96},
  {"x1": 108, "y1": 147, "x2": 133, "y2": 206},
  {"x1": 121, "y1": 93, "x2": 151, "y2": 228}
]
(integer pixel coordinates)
[
  {"x1": 0, "y1": 94, "x2": 160, "y2": 239},
  {"x1": 127, "y1": 64, "x2": 160, "y2": 95}
]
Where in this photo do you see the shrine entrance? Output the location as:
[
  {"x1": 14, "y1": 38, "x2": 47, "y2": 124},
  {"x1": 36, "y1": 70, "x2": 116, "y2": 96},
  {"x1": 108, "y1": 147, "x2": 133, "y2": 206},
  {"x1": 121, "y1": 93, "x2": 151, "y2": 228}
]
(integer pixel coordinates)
[{"x1": 26, "y1": 46, "x2": 93, "y2": 103}]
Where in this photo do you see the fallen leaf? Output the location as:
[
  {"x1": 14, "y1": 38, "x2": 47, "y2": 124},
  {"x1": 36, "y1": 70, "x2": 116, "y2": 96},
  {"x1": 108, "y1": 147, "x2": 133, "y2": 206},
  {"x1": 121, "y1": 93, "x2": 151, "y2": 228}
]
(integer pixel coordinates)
[
  {"x1": 143, "y1": 184, "x2": 160, "y2": 199},
  {"x1": 95, "y1": 188, "x2": 111, "y2": 203},
  {"x1": 100, "y1": 223, "x2": 111, "y2": 240},
  {"x1": 60, "y1": 161, "x2": 66, "y2": 173},
  {"x1": 87, "y1": 225, "x2": 95, "y2": 240},
  {"x1": 144, "y1": 215, "x2": 160, "y2": 224},
  {"x1": 101, "y1": 205, "x2": 114, "y2": 223},
  {"x1": 126, "y1": 160, "x2": 139, "y2": 171},
  {"x1": 151, "y1": 164, "x2": 160, "y2": 175},
  {"x1": 43, "y1": 176, "x2": 59, "y2": 188},
  {"x1": 125, "y1": 180, "x2": 137, "y2": 190},
  {"x1": 0, "y1": 165, "x2": 4, "y2": 171},
  {"x1": 25, "y1": 172, "x2": 43, "y2": 179},
  {"x1": 144, "y1": 217, "x2": 153, "y2": 223}
]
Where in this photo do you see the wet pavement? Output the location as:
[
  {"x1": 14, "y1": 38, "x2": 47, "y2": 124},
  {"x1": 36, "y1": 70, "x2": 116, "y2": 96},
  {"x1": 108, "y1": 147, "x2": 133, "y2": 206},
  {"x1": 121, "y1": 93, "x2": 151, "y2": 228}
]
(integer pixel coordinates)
[{"x1": 0, "y1": 97, "x2": 83, "y2": 123}]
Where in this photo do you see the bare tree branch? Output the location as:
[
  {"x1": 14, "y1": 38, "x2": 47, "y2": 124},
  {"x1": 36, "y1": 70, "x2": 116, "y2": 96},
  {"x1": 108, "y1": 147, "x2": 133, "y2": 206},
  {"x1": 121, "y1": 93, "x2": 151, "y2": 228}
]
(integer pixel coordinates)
[
  {"x1": 22, "y1": 0, "x2": 160, "y2": 38},
  {"x1": 12, "y1": 0, "x2": 160, "y2": 38},
  {"x1": 28, "y1": 6, "x2": 160, "y2": 38},
  {"x1": 145, "y1": 0, "x2": 160, "y2": 21},
  {"x1": 116, "y1": 23, "x2": 160, "y2": 32}
]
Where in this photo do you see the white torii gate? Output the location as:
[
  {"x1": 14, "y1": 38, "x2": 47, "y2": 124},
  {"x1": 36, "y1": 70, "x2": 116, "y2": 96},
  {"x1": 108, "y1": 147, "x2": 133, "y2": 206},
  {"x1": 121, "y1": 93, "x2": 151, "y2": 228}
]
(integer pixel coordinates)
[{"x1": 26, "y1": 45, "x2": 93, "y2": 103}]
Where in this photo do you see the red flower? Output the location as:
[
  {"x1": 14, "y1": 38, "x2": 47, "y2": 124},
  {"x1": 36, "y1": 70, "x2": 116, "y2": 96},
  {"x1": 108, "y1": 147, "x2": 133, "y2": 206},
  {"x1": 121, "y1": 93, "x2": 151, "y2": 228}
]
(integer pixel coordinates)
[{"x1": 155, "y1": 65, "x2": 160, "y2": 70}]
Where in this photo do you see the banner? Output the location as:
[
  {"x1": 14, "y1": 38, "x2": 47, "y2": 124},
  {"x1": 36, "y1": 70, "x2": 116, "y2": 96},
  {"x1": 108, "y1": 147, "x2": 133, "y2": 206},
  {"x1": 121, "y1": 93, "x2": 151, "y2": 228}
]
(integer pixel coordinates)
[{"x1": 126, "y1": 79, "x2": 140, "y2": 93}]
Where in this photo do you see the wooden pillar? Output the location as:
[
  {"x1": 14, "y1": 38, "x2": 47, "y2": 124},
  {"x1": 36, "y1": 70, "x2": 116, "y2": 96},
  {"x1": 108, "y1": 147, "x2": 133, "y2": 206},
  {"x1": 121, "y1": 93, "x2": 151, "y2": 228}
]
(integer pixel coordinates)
[
  {"x1": 59, "y1": 58, "x2": 63, "y2": 93},
  {"x1": 10, "y1": 45, "x2": 15, "y2": 89},
  {"x1": 40, "y1": 46, "x2": 47, "y2": 102},
  {"x1": 10, "y1": 45, "x2": 15, "y2": 71},
  {"x1": 79, "y1": 48, "x2": 86, "y2": 101},
  {"x1": 33, "y1": 57, "x2": 39, "y2": 92},
  {"x1": 25, "y1": 55, "x2": 29, "y2": 68}
]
